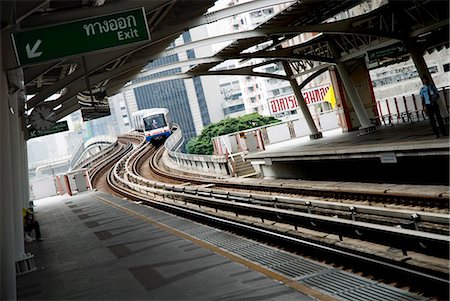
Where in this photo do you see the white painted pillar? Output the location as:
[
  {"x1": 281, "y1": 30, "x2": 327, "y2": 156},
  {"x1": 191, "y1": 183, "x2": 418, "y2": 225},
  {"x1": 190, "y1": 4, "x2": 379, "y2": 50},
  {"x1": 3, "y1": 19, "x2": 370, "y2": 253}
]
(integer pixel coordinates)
[
  {"x1": 9, "y1": 93, "x2": 26, "y2": 261},
  {"x1": 281, "y1": 61, "x2": 322, "y2": 139},
  {"x1": 0, "y1": 59, "x2": 17, "y2": 300},
  {"x1": 329, "y1": 42, "x2": 373, "y2": 130},
  {"x1": 334, "y1": 62, "x2": 372, "y2": 129},
  {"x1": 21, "y1": 129, "x2": 30, "y2": 209}
]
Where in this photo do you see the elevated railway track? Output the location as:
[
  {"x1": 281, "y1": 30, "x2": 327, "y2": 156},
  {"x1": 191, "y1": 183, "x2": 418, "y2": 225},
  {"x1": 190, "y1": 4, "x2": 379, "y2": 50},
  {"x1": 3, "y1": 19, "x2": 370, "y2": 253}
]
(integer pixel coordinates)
[{"x1": 89, "y1": 135, "x2": 449, "y2": 299}]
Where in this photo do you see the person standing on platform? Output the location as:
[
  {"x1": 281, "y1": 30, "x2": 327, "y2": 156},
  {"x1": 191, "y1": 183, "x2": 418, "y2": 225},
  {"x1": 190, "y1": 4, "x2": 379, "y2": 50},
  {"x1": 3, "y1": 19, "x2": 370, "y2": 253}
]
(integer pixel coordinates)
[{"x1": 420, "y1": 77, "x2": 448, "y2": 138}]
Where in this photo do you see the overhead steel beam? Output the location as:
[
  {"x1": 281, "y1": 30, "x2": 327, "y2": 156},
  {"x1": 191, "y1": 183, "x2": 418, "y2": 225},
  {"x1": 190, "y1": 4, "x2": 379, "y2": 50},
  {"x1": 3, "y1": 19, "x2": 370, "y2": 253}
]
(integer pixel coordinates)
[
  {"x1": 54, "y1": 96, "x2": 81, "y2": 120},
  {"x1": 185, "y1": 0, "x2": 296, "y2": 29},
  {"x1": 19, "y1": 1, "x2": 170, "y2": 29},
  {"x1": 23, "y1": 8, "x2": 199, "y2": 109},
  {"x1": 165, "y1": 30, "x2": 267, "y2": 56},
  {"x1": 0, "y1": 0, "x2": 51, "y2": 32}
]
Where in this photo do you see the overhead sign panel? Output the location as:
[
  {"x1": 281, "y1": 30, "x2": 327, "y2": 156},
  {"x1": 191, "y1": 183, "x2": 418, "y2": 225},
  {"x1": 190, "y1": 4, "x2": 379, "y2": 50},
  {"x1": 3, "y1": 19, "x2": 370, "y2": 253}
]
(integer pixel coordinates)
[
  {"x1": 367, "y1": 42, "x2": 406, "y2": 62},
  {"x1": 12, "y1": 7, "x2": 150, "y2": 66},
  {"x1": 28, "y1": 121, "x2": 69, "y2": 139}
]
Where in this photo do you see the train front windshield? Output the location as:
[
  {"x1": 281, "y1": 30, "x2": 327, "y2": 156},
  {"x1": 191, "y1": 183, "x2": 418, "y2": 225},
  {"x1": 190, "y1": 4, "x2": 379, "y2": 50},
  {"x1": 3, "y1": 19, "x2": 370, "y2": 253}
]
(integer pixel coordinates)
[{"x1": 144, "y1": 114, "x2": 167, "y2": 131}]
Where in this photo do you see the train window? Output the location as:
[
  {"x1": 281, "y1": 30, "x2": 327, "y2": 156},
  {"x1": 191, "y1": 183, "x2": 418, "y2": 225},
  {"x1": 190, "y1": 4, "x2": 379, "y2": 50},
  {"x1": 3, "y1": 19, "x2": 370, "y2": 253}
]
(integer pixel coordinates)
[{"x1": 144, "y1": 114, "x2": 167, "y2": 131}]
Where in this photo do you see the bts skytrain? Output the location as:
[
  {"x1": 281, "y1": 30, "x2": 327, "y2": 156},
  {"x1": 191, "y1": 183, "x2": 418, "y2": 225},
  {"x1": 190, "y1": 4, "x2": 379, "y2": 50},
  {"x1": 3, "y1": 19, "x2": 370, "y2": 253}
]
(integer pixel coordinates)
[{"x1": 131, "y1": 108, "x2": 172, "y2": 143}]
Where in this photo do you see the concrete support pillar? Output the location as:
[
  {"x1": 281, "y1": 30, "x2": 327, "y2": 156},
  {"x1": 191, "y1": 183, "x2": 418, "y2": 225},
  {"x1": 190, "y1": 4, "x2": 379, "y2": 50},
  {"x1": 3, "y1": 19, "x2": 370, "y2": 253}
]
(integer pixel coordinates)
[
  {"x1": 0, "y1": 59, "x2": 17, "y2": 300},
  {"x1": 334, "y1": 62, "x2": 373, "y2": 129},
  {"x1": 21, "y1": 131, "x2": 30, "y2": 209},
  {"x1": 329, "y1": 42, "x2": 373, "y2": 131},
  {"x1": 10, "y1": 94, "x2": 26, "y2": 261},
  {"x1": 281, "y1": 61, "x2": 322, "y2": 139},
  {"x1": 329, "y1": 67, "x2": 349, "y2": 132}
]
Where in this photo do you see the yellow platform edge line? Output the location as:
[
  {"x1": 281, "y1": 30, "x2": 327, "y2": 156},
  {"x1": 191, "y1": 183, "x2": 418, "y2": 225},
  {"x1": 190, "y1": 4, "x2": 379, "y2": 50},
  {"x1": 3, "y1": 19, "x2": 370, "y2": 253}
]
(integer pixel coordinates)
[{"x1": 92, "y1": 194, "x2": 338, "y2": 301}]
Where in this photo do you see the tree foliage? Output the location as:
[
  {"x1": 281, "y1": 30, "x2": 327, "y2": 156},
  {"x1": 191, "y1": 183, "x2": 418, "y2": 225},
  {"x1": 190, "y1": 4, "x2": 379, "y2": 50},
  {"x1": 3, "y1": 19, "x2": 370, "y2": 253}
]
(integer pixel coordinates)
[{"x1": 186, "y1": 113, "x2": 279, "y2": 155}]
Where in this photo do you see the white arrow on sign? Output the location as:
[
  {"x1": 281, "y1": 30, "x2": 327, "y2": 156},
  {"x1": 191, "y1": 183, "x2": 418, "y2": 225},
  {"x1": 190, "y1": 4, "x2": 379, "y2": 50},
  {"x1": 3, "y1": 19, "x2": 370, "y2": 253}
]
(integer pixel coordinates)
[{"x1": 26, "y1": 39, "x2": 43, "y2": 59}]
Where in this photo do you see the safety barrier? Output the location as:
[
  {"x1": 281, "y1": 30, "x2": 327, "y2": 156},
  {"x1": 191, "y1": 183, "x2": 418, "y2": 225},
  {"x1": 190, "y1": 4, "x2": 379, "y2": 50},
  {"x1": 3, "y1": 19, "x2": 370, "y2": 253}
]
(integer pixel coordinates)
[
  {"x1": 212, "y1": 111, "x2": 340, "y2": 156},
  {"x1": 374, "y1": 86, "x2": 449, "y2": 125},
  {"x1": 71, "y1": 136, "x2": 118, "y2": 170},
  {"x1": 164, "y1": 125, "x2": 231, "y2": 176}
]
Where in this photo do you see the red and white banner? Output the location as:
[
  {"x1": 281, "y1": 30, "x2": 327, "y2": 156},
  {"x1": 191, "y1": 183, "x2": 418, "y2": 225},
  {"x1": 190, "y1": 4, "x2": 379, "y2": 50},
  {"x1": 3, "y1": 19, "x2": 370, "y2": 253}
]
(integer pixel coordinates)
[{"x1": 269, "y1": 85, "x2": 330, "y2": 114}]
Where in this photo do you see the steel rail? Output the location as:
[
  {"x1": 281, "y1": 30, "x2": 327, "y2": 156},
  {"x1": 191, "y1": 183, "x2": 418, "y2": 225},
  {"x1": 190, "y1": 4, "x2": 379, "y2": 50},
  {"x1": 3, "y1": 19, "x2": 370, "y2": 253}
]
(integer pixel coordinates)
[
  {"x1": 108, "y1": 167, "x2": 450, "y2": 297},
  {"x1": 101, "y1": 139, "x2": 449, "y2": 297},
  {"x1": 145, "y1": 147, "x2": 450, "y2": 229},
  {"x1": 106, "y1": 143, "x2": 449, "y2": 258},
  {"x1": 150, "y1": 145, "x2": 449, "y2": 208}
]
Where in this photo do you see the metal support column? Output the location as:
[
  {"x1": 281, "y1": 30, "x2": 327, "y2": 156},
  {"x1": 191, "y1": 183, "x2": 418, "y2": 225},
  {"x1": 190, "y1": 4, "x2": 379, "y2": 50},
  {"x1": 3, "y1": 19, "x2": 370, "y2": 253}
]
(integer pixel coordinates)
[
  {"x1": 405, "y1": 39, "x2": 449, "y2": 119},
  {"x1": 281, "y1": 61, "x2": 322, "y2": 139},
  {"x1": 405, "y1": 40, "x2": 430, "y2": 81}
]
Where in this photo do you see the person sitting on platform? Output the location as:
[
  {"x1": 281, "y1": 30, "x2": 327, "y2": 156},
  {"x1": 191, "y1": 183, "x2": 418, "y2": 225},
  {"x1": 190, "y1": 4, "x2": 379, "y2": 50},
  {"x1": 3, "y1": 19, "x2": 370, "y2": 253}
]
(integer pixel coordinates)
[
  {"x1": 420, "y1": 76, "x2": 448, "y2": 138},
  {"x1": 23, "y1": 208, "x2": 43, "y2": 242}
]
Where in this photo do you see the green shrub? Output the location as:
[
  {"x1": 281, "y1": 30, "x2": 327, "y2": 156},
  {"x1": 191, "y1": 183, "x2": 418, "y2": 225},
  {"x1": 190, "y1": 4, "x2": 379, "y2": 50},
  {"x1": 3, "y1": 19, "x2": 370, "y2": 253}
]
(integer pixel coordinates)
[{"x1": 186, "y1": 113, "x2": 279, "y2": 155}]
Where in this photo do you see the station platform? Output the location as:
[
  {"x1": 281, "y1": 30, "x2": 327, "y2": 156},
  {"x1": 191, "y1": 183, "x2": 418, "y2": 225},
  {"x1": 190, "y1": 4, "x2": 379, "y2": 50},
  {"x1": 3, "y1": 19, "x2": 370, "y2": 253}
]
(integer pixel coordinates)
[
  {"x1": 16, "y1": 192, "x2": 314, "y2": 300},
  {"x1": 245, "y1": 121, "x2": 449, "y2": 185},
  {"x1": 16, "y1": 191, "x2": 429, "y2": 301}
]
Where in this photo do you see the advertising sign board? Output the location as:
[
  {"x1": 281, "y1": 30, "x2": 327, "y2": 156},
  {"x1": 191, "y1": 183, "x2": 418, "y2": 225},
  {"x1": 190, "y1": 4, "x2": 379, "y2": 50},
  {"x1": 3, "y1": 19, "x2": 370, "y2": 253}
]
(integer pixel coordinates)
[{"x1": 269, "y1": 85, "x2": 330, "y2": 115}]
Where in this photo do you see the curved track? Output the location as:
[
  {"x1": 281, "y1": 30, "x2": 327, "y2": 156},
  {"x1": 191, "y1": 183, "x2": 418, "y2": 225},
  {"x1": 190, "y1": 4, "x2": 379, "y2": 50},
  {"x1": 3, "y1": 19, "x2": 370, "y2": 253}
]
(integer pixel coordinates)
[{"x1": 90, "y1": 136, "x2": 449, "y2": 299}]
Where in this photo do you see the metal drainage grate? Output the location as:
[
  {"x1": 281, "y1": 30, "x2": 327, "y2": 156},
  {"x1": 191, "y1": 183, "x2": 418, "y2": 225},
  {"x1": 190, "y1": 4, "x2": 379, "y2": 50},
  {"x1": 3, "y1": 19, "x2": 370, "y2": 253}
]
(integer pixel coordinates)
[
  {"x1": 336, "y1": 283, "x2": 427, "y2": 301},
  {"x1": 250, "y1": 251, "x2": 298, "y2": 266},
  {"x1": 231, "y1": 244, "x2": 277, "y2": 260},
  {"x1": 215, "y1": 239, "x2": 255, "y2": 251},
  {"x1": 161, "y1": 216, "x2": 186, "y2": 227},
  {"x1": 300, "y1": 269, "x2": 374, "y2": 295},
  {"x1": 177, "y1": 223, "x2": 203, "y2": 233},
  {"x1": 299, "y1": 269, "x2": 427, "y2": 301},
  {"x1": 201, "y1": 232, "x2": 238, "y2": 246},
  {"x1": 187, "y1": 228, "x2": 219, "y2": 239},
  {"x1": 143, "y1": 210, "x2": 172, "y2": 222},
  {"x1": 271, "y1": 258, "x2": 328, "y2": 279}
]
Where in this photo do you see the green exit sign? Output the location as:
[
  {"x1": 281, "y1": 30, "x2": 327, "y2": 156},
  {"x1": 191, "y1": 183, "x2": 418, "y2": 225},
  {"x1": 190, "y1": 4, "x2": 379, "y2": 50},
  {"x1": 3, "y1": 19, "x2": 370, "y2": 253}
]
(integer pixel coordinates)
[
  {"x1": 28, "y1": 121, "x2": 69, "y2": 139},
  {"x1": 367, "y1": 42, "x2": 406, "y2": 62},
  {"x1": 12, "y1": 7, "x2": 150, "y2": 66}
]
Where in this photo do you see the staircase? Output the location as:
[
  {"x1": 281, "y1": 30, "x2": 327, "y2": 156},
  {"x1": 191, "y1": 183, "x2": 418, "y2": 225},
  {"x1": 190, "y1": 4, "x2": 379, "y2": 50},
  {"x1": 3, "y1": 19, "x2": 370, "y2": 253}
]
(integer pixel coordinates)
[{"x1": 231, "y1": 153, "x2": 258, "y2": 178}]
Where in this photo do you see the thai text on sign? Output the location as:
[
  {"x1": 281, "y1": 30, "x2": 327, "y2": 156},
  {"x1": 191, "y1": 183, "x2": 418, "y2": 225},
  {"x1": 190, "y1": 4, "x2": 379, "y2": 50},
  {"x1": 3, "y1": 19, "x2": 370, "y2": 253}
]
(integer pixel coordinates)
[
  {"x1": 269, "y1": 85, "x2": 330, "y2": 114},
  {"x1": 12, "y1": 7, "x2": 150, "y2": 66}
]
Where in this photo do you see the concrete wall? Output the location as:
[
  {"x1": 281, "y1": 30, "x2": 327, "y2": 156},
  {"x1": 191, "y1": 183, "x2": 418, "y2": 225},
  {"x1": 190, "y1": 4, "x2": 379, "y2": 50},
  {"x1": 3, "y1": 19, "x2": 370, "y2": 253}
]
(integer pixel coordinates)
[{"x1": 29, "y1": 177, "x2": 57, "y2": 200}]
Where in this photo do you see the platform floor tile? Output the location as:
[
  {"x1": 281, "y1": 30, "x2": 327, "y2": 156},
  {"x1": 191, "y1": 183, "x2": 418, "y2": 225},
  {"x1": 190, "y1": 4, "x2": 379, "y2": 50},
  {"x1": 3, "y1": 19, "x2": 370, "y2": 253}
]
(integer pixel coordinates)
[{"x1": 17, "y1": 193, "x2": 313, "y2": 300}]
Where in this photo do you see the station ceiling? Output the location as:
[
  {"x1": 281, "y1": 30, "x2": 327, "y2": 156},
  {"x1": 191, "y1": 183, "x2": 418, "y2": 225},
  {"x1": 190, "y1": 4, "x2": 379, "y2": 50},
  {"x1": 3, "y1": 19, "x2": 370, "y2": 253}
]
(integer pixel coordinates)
[
  {"x1": 1, "y1": 0, "x2": 449, "y2": 124},
  {"x1": 1, "y1": 0, "x2": 217, "y2": 120},
  {"x1": 188, "y1": 0, "x2": 449, "y2": 80}
]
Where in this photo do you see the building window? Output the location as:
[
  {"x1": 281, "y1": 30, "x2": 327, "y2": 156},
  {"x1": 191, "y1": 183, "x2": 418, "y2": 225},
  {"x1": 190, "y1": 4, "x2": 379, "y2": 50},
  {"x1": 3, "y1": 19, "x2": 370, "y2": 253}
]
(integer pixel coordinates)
[
  {"x1": 187, "y1": 49, "x2": 195, "y2": 60},
  {"x1": 223, "y1": 104, "x2": 245, "y2": 115},
  {"x1": 444, "y1": 63, "x2": 450, "y2": 73}
]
